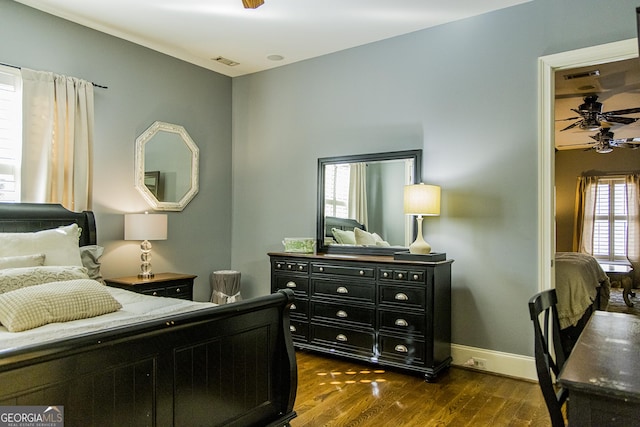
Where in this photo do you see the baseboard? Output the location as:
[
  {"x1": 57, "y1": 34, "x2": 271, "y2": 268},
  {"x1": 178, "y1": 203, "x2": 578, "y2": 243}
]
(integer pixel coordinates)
[{"x1": 451, "y1": 344, "x2": 537, "y2": 381}]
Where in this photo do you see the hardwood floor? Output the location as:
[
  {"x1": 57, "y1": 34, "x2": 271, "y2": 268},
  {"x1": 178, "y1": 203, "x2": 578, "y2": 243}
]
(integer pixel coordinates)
[{"x1": 290, "y1": 350, "x2": 551, "y2": 427}]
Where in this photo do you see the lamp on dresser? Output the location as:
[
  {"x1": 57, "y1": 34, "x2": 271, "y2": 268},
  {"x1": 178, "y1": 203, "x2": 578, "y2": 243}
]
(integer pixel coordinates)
[
  {"x1": 125, "y1": 212, "x2": 167, "y2": 279},
  {"x1": 404, "y1": 183, "x2": 441, "y2": 255}
]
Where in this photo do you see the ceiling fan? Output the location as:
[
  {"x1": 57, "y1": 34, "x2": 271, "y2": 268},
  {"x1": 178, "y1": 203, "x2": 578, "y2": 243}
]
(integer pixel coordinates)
[
  {"x1": 242, "y1": 0, "x2": 264, "y2": 8},
  {"x1": 563, "y1": 127, "x2": 640, "y2": 153},
  {"x1": 556, "y1": 95, "x2": 640, "y2": 131}
]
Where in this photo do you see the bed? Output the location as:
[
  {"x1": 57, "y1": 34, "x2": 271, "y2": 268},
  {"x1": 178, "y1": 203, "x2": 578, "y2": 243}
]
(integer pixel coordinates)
[
  {"x1": 0, "y1": 203, "x2": 297, "y2": 427},
  {"x1": 555, "y1": 251, "x2": 611, "y2": 354}
]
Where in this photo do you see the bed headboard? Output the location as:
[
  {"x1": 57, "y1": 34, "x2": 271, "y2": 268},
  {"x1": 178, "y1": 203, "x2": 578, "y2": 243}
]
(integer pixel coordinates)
[
  {"x1": 325, "y1": 216, "x2": 366, "y2": 237},
  {"x1": 0, "y1": 203, "x2": 97, "y2": 246}
]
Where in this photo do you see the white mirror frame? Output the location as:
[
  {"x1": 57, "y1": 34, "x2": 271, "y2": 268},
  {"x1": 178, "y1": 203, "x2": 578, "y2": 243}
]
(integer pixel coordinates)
[
  {"x1": 537, "y1": 38, "x2": 638, "y2": 292},
  {"x1": 135, "y1": 121, "x2": 200, "y2": 211}
]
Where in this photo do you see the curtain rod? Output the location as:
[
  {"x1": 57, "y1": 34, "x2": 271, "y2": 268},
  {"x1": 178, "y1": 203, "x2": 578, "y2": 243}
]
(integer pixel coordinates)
[
  {"x1": 0, "y1": 62, "x2": 108, "y2": 89},
  {"x1": 581, "y1": 170, "x2": 639, "y2": 177}
]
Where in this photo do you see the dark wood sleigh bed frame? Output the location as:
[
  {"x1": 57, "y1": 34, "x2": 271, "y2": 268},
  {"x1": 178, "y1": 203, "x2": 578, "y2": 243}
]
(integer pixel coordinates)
[{"x1": 0, "y1": 203, "x2": 297, "y2": 427}]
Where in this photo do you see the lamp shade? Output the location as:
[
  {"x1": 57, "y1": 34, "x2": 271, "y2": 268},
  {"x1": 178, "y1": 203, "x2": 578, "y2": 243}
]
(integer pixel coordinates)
[
  {"x1": 404, "y1": 184, "x2": 441, "y2": 216},
  {"x1": 124, "y1": 213, "x2": 168, "y2": 241}
]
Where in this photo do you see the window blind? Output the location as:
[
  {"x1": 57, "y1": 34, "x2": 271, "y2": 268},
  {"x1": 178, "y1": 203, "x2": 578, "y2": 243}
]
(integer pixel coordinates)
[{"x1": 0, "y1": 65, "x2": 21, "y2": 202}]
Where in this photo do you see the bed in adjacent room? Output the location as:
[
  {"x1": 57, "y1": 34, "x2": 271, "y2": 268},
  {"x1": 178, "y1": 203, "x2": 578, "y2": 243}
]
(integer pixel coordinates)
[{"x1": 0, "y1": 203, "x2": 297, "y2": 427}]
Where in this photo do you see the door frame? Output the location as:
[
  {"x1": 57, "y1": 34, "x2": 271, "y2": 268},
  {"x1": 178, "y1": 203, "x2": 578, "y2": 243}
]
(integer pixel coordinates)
[{"x1": 537, "y1": 38, "x2": 638, "y2": 291}]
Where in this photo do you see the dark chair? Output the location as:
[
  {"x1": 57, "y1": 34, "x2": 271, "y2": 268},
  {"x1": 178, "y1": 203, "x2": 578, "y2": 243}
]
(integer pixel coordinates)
[{"x1": 528, "y1": 289, "x2": 569, "y2": 427}]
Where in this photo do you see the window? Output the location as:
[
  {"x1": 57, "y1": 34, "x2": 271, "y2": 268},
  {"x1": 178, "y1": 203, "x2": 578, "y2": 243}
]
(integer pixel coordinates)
[
  {"x1": 592, "y1": 177, "x2": 627, "y2": 262},
  {"x1": 324, "y1": 163, "x2": 350, "y2": 218},
  {"x1": 0, "y1": 64, "x2": 22, "y2": 202}
]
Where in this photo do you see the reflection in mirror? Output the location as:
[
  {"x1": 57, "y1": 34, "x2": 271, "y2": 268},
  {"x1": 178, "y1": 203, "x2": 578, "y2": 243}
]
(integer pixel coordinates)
[
  {"x1": 135, "y1": 121, "x2": 199, "y2": 211},
  {"x1": 317, "y1": 150, "x2": 422, "y2": 255}
]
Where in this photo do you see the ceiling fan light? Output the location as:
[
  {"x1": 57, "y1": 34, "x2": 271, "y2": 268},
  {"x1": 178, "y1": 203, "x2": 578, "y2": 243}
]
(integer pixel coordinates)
[
  {"x1": 596, "y1": 146, "x2": 613, "y2": 154},
  {"x1": 242, "y1": 0, "x2": 264, "y2": 8}
]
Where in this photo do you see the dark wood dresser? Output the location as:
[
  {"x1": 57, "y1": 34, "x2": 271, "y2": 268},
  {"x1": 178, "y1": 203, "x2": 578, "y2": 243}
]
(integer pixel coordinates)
[
  {"x1": 269, "y1": 252, "x2": 452, "y2": 381},
  {"x1": 105, "y1": 272, "x2": 196, "y2": 300}
]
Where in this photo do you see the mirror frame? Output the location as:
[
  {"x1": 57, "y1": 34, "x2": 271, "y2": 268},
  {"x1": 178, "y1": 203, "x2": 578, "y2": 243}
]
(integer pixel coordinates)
[
  {"x1": 317, "y1": 149, "x2": 422, "y2": 256},
  {"x1": 135, "y1": 121, "x2": 199, "y2": 211}
]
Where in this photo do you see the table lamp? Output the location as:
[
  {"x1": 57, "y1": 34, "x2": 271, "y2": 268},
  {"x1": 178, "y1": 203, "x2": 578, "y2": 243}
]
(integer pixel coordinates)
[
  {"x1": 124, "y1": 212, "x2": 168, "y2": 278},
  {"x1": 404, "y1": 183, "x2": 440, "y2": 254}
]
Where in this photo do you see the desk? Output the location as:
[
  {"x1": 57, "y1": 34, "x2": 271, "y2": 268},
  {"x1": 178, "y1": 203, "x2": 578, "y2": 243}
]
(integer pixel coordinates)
[
  {"x1": 599, "y1": 262, "x2": 635, "y2": 307},
  {"x1": 558, "y1": 311, "x2": 640, "y2": 426}
]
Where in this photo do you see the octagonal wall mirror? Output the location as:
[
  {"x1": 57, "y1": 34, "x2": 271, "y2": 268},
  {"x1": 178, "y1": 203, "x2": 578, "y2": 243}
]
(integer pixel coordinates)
[{"x1": 135, "y1": 121, "x2": 199, "y2": 211}]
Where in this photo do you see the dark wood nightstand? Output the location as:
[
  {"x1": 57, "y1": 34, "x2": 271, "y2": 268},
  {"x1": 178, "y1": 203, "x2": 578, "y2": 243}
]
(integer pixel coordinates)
[{"x1": 105, "y1": 272, "x2": 196, "y2": 300}]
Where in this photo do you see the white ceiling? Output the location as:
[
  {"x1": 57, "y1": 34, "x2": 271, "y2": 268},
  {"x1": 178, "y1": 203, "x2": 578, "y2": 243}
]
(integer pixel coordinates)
[{"x1": 14, "y1": 0, "x2": 530, "y2": 77}]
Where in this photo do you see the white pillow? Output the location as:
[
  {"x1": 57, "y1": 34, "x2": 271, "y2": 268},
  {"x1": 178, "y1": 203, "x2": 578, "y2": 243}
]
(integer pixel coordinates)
[
  {"x1": 0, "y1": 279, "x2": 122, "y2": 332},
  {"x1": 354, "y1": 228, "x2": 377, "y2": 246},
  {"x1": 0, "y1": 254, "x2": 46, "y2": 270},
  {"x1": 0, "y1": 265, "x2": 90, "y2": 295},
  {"x1": 0, "y1": 224, "x2": 83, "y2": 267},
  {"x1": 332, "y1": 228, "x2": 356, "y2": 245}
]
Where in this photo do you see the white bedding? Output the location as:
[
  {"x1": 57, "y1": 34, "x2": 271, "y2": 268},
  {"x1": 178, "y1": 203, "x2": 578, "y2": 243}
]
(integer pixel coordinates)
[{"x1": 0, "y1": 287, "x2": 216, "y2": 352}]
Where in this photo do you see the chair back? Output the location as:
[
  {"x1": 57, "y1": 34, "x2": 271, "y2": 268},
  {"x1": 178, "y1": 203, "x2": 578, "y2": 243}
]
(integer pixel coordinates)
[{"x1": 528, "y1": 289, "x2": 568, "y2": 427}]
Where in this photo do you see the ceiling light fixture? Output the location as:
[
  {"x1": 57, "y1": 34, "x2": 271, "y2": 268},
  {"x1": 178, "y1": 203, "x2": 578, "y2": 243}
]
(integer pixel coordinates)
[
  {"x1": 242, "y1": 0, "x2": 264, "y2": 8},
  {"x1": 267, "y1": 55, "x2": 284, "y2": 61}
]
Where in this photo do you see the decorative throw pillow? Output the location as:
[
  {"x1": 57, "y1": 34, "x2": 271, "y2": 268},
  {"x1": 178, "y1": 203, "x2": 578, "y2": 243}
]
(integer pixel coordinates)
[
  {"x1": 332, "y1": 228, "x2": 356, "y2": 245},
  {"x1": 80, "y1": 245, "x2": 105, "y2": 284},
  {"x1": 0, "y1": 279, "x2": 122, "y2": 332},
  {"x1": 372, "y1": 233, "x2": 391, "y2": 247},
  {"x1": 0, "y1": 254, "x2": 46, "y2": 270},
  {"x1": 354, "y1": 228, "x2": 377, "y2": 246},
  {"x1": 0, "y1": 224, "x2": 83, "y2": 267},
  {"x1": 0, "y1": 265, "x2": 90, "y2": 294}
]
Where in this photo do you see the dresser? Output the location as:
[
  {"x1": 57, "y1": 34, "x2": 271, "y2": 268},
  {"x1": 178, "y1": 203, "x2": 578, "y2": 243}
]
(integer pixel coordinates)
[
  {"x1": 269, "y1": 252, "x2": 452, "y2": 381},
  {"x1": 105, "y1": 272, "x2": 196, "y2": 300}
]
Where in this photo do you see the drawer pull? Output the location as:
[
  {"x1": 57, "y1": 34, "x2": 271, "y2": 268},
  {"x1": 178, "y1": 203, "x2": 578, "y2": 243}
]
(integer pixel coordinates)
[
  {"x1": 336, "y1": 310, "x2": 348, "y2": 318},
  {"x1": 395, "y1": 344, "x2": 408, "y2": 353},
  {"x1": 290, "y1": 303, "x2": 297, "y2": 310},
  {"x1": 319, "y1": 266, "x2": 324, "y2": 272},
  {"x1": 276, "y1": 263, "x2": 283, "y2": 269},
  {"x1": 287, "y1": 264, "x2": 292, "y2": 270},
  {"x1": 299, "y1": 265, "x2": 305, "y2": 271},
  {"x1": 383, "y1": 272, "x2": 389, "y2": 278},
  {"x1": 336, "y1": 286, "x2": 349, "y2": 294},
  {"x1": 413, "y1": 274, "x2": 419, "y2": 280},
  {"x1": 286, "y1": 281, "x2": 297, "y2": 288},
  {"x1": 290, "y1": 325, "x2": 297, "y2": 332},
  {"x1": 336, "y1": 334, "x2": 348, "y2": 342},
  {"x1": 395, "y1": 318, "x2": 408, "y2": 327},
  {"x1": 152, "y1": 291, "x2": 159, "y2": 296},
  {"x1": 175, "y1": 288, "x2": 181, "y2": 293},
  {"x1": 395, "y1": 292, "x2": 409, "y2": 301},
  {"x1": 359, "y1": 270, "x2": 365, "y2": 276},
  {"x1": 397, "y1": 273, "x2": 404, "y2": 279}
]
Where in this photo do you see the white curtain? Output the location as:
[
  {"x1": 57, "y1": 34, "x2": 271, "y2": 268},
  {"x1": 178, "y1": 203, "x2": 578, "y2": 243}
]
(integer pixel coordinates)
[
  {"x1": 625, "y1": 174, "x2": 640, "y2": 286},
  {"x1": 573, "y1": 176, "x2": 598, "y2": 254},
  {"x1": 348, "y1": 162, "x2": 368, "y2": 229},
  {"x1": 20, "y1": 68, "x2": 94, "y2": 212}
]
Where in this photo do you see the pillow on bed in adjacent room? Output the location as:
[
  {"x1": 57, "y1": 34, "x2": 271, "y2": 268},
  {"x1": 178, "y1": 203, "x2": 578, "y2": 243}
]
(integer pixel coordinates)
[
  {"x1": 0, "y1": 254, "x2": 46, "y2": 270},
  {"x1": 0, "y1": 265, "x2": 90, "y2": 294},
  {"x1": 0, "y1": 223, "x2": 83, "y2": 267},
  {"x1": 0, "y1": 279, "x2": 122, "y2": 332},
  {"x1": 332, "y1": 228, "x2": 356, "y2": 245}
]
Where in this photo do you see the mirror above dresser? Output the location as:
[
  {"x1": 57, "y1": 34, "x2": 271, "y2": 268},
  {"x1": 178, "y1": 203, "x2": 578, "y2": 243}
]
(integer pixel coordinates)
[{"x1": 317, "y1": 149, "x2": 422, "y2": 256}]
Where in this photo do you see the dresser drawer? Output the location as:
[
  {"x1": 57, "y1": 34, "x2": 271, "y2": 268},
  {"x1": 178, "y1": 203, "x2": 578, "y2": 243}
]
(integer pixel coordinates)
[
  {"x1": 289, "y1": 319, "x2": 309, "y2": 341},
  {"x1": 312, "y1": 279, "x2": 375, "y2": 303},
  {"x1": 379, "y1": 284, "x2": 426, "y2": 310},
  {"x1": 274, "y1": 275, "x2": 309, "y2": 295},
  {"x1": 311, "y1": 301, "x2": 375, "y2": 327},
  {"x1": 379, "y1": 334, "x2": 426, "y2": 364},
  {"x1": 273, "y1": 259, "x2": 309, "y2": 273},
  {"x1": 141, "y1": 287, "x2": 167, "y2": 297},
  {"x1": 311, "y1": 324, "x2": 375, "y2": 354},
  {"x1": 379, "y1": 268, "x2": 426, "y2": 283},
  {"x1": 378, "y1": 310, "x2": 425, "y2": 335},
  {"x1": 289, "y1": 298, "x2": 309, "y2": 320},
  {"x1": 311, "y1": 263, "x2": 375, "y2": 279},
  {"x1": 165, "y1": 284, "x2": 192, "y2": 300}
]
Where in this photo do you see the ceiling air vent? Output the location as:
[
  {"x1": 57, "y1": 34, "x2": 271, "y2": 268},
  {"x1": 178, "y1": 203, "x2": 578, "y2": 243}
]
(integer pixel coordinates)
[
  {"x1": 563, "y1": 70, "x2": 600, "y2": 80},
  {"x1": 213, "y1": 56, "x2": 239, "y2": 67}
]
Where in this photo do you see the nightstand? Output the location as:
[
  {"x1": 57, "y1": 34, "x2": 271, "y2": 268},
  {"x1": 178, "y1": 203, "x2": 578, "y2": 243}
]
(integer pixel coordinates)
[{"x1": 105, "y1": 272, "x2": 196, "y2": 300}]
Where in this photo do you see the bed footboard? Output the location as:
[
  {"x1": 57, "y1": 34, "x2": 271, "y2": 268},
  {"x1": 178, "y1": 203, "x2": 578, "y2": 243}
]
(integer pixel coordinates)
[{"x1": 0, "y1": 290, "x2": 297, "y2": 427}]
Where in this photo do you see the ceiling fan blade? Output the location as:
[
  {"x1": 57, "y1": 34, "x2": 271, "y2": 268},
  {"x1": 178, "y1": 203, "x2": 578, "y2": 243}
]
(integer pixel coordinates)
[
  {"x1": 560, "y1": 120, "x2": 583, "y2": 131},
  {"x1": 603, "y1": 106, "x2": 640, "y2": 115},
  {"x1": 601, "y1": 116, "x2": 639, "y2": 125},
  {"x1": 556, "y1": 116, "x2": 582, "y2": 122}
]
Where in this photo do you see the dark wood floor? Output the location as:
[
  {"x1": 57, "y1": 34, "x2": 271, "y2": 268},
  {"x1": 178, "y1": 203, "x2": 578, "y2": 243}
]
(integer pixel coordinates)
[{"x1": 290, "y1": 350, "x2": 551, "y2": 427}]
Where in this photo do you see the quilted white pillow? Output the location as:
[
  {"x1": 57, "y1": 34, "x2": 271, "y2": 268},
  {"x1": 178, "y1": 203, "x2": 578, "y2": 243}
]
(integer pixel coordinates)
[
  {"x1": 0, "y1": 279, "x2": 122, "y2": 332},
  {"x1": 0, "y1": 265, "x2": 90, "y2": 294},
  {"x1": 0, "y1": 224, "x2": 83, "y2": 267},
  {"x1": 0, "y1": 254, "x2": 46, "y2": 270}
]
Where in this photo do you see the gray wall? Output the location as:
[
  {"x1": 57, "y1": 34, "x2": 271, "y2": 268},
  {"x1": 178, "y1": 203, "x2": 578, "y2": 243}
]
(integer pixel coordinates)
[
  {"x1": 555, "y1": 149, "x2": 640, "y2": 252},
  {"x1": 231, "y1": 0, "x2": 640, "y2": 356},
  {"x1": 0, "y1": 0, "x2": 233, "y2": 301}
]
